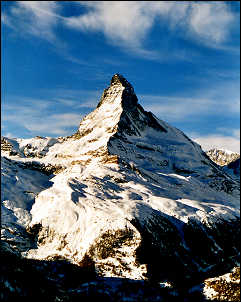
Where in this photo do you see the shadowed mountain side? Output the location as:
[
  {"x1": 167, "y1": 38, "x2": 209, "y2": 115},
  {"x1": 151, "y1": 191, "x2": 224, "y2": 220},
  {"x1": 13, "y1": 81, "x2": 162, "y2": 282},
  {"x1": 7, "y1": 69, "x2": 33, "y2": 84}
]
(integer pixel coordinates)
[
  {"x1": 1, "y1": 242, "x2": 239, "y2": 302},
  {"x1": 0, "y1": 242, "x2": 96, "y2": 302},
  {"x1": 1, "y1": 157, "x2": 55, "y2": 253},
  {"x1": 1, "y1": 156, "x2": 54, "y2": 210},
  {"x1": 130, "y1": 203, "x2": 239, "y2": 285},
  {"x1": 224, "y1": 158, "x2": 240, "y2": 181}
]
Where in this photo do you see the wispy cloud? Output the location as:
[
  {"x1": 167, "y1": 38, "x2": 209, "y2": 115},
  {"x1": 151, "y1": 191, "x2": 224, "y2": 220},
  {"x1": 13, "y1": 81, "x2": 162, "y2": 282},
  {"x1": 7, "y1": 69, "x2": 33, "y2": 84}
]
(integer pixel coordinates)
[
  {"x1": 232, "y1": 129, "x2": 240, "y2": 139},
  {"x1": 2, "y1": 96, "x2": 83, "y2": 137},
  {"x1": 141, "y1": 95, "x2": 211, "y2": 121},
  {"x1": 54, "y1": 97, "x2": 97, "y2": 109},
  {"x1": 2, "y1": 1, "x2": 237, "y2": 58},
  {"x1": 215, "y1": 127, "x2": 240, "y2": 139},
  {"x1": 188, "y1": 127, "x2": 240, "y2": 153},
  {"x1": 1, "y1": 87, "x2": 105, "y2": 138},
  {"x1": 139, "y1": 70, "x2": 240, "y2": 122},
  {"x1": 65, "y1": 2, "x2": 156, "y2": 51},
  {"x1": 140, "y1": 90, "x2": 240, "y2": 123},
  {"x1": 25, "y1": 113, "x2": 82, "y2": 135},
  {"x1": 49, "y1": 88, "x2": 101, "y2": 109},
  {"x1": 191, "y1": 133, "x2": 240, "y2": 154},
  {"x1": 188, "y1": 2, "x2": 235, "y2": 47},
  {"x1": 2, "y1": 1, "x2": 62, "y2": 43},
  {"x1": 65, "y1": 1, "x2": 236, "y2": 54},
  {"x1": 3, "y1": 110, "x2": 82, "y2": 137}
]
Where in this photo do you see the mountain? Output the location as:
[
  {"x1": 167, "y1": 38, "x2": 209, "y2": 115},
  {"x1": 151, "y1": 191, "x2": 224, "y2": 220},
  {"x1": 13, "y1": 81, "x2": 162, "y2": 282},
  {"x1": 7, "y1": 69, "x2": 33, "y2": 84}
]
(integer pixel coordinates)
[
  {"x1": 206, "y1": 148, "x2": 240, "y2": 183},
  {"x1": 206, "y1": 148, "x2": 240, "y2": 166},
  {"x1": 223, "y1": 157, "x2": 240, "y2": 182},
  {"x1": 1, "y1": 74, "x2": 240, "y2": 301}
]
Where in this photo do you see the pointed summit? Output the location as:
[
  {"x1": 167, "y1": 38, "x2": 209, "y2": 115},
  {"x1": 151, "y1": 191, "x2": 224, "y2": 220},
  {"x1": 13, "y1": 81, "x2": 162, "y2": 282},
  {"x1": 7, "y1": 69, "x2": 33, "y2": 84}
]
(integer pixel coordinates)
[
  {"x1": 110, "y1": 73, "x2": 133, "y2": 89},
  {"x1": 97, "y1": 74, "x2": 137, "y2": 110},
  {"x1": 77, "y1": 74, "x2": 167, "y2": 141}
]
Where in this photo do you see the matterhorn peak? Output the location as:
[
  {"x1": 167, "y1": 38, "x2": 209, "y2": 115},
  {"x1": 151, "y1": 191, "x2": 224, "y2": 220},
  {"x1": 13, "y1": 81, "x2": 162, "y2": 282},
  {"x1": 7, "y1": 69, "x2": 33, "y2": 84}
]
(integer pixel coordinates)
[
  {"x1": 97, "y1": 73, "x2": 137, "y2": 110},
  {"x1": 1, "y1": 72, "x2": 240, "y2": 301},
  {"x1": 110, "y1": 73, "x2": 133, "y2": 88}
]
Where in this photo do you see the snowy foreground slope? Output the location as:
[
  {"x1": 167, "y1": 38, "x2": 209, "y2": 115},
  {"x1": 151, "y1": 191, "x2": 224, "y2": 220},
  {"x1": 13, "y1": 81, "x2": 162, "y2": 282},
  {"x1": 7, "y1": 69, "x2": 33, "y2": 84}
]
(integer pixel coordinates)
[{"x1": 1, "y1": 74, "x2": 240, "y2": 300}]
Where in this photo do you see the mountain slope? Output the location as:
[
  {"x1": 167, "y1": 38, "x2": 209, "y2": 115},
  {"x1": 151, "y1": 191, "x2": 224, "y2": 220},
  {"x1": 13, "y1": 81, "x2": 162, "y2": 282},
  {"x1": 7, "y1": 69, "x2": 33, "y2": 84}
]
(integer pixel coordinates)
[
  {"x1": 224, "y1": 158, "x2": 240, "y2": 182},
  {"x1": 1, "y1": 74, "x2": 240, "y2": 298}
]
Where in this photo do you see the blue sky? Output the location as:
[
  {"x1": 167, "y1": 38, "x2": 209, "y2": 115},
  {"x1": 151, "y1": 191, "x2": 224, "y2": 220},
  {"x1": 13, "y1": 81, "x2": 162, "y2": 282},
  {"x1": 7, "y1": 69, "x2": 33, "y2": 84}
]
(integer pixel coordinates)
[{"x1": 1, "y1": 1, "x2": 240, "y2": 152}]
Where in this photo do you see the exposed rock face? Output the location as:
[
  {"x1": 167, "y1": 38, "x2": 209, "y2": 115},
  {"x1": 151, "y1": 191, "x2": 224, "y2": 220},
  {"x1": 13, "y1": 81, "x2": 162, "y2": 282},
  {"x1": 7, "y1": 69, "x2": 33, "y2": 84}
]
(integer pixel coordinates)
[
  {"x1": 97, "y1": 73, "x2": 137, "y2": 109},
  {"x1": 203, "y1": 267, "x2": 240, "y2": 301},
  {"x1": 1, "y1": 74, "x2": 240, "y2": 300},
  {"x1": 1, "y1": 137, "x2": 18, "y2": 156},
  {"x1": 1, "y1": 137, "x2": 13, "y2": 152},
  {"x1": 206, "y1": 148, "x2": 240, "y2": 166}
]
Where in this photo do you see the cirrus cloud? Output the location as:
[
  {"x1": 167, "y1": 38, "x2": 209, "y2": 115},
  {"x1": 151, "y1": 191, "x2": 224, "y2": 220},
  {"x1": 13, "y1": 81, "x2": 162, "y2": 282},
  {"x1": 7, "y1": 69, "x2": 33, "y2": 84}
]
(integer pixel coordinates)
[
  {"x1": 192, "y1": 133, "x2": 240, "y2": 154},
  {"x1": 2, "y1": 1, "x2": 237, "y2": 56},
  {"x1": 65, "y1": 1, "x2": 236, "y2": 51},
  {"x1": 2, "y1": 1, "x2": 62, "y2": 42},
  {"x1": 1, "y1": 96, "x2": 82, "y2": 137}
]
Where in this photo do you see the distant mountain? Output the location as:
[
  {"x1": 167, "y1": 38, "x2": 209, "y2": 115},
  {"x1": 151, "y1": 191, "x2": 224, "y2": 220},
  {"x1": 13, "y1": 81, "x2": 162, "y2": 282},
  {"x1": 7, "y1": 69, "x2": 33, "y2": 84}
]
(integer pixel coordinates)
[
  {"x1": 206, "y1": 148, "x2": 240, "y2": 166},
  {"x1": 1, "y1": 74, "x2": 240, "y2": 301},
  {"x1": 206, "y1": 148, "x2": 240, "y2": 183}
]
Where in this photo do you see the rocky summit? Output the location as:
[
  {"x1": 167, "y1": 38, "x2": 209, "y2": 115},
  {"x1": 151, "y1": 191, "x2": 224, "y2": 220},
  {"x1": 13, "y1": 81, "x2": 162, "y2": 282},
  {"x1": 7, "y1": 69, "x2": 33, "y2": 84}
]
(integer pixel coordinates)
[
  {"x1": 1, "y1": 74, "x2": 240, "y2": 301},
  {"x1": 206, "y1": 148, "x2": 240, "y2": 167}
]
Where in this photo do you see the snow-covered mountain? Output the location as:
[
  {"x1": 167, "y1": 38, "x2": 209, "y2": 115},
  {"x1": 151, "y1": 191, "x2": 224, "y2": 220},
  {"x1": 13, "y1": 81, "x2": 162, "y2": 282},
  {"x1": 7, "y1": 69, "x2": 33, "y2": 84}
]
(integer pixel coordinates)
[
  {"x1": 206, "y1": 148, "x2": 240, "y2": 166},
  {"x1": 223, "y1": 157, "x2": 240, "y2": 182},
  {"x1": 1, "y1": 74, "x2": 240, "y2": 300},
  {"x1": 206, "y1": 148, "x2": 240, "y2": 183}
]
